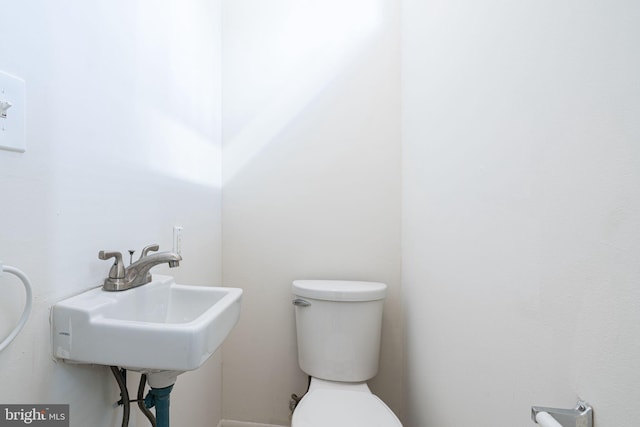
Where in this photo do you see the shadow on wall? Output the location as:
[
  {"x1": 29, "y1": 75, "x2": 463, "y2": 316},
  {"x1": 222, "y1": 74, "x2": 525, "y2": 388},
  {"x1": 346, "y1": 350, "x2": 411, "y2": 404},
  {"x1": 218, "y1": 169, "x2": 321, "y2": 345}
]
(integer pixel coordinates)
[{"x1": 222, "y1": 0, "x2": 384, "y2": 184}]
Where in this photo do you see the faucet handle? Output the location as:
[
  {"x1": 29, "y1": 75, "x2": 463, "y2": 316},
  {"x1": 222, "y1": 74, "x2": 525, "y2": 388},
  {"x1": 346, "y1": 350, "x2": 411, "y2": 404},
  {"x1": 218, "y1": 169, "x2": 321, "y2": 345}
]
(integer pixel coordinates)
[
  {"x1": 140, "y1": 244, "x2": 160, "y2": 259},
  {"x1": 98, "y1": 251, "x2": 125, "y2": 279}
]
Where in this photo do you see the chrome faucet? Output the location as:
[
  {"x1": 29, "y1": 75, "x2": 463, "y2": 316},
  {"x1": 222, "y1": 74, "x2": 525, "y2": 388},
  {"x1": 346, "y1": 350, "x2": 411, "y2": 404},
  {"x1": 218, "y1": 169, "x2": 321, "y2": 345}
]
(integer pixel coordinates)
[{"x1": 98, "y1": 244, "x2": 182, "y2": 291}]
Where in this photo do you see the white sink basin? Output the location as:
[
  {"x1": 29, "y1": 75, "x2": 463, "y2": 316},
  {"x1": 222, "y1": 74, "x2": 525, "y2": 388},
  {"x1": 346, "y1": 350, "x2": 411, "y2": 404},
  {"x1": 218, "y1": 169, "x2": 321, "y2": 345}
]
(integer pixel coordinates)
[{"x1": 51, "y1": 275, "x2": 242, "y2": 372}]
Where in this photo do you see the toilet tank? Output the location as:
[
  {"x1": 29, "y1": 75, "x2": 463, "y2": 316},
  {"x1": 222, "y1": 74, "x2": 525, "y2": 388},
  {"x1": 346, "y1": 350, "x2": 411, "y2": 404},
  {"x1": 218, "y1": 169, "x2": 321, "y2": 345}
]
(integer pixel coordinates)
[{"x1": 292, "y1": 280, "x2": 387, "y2": 382}]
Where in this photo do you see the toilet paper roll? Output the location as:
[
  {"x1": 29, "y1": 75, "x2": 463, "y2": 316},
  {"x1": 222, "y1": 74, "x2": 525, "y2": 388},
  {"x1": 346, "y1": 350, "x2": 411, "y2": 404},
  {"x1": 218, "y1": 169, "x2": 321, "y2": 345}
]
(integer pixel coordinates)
[{"x1": 535, "y1": 411, "x2": 563, "y2": 427}]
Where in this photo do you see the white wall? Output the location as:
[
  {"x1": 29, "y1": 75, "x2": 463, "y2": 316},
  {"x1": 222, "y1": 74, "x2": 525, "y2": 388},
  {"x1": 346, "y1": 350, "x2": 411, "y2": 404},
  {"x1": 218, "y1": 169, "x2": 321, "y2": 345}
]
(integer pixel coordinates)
[
  {"x1": 0, "y1": 2, "x2": 223, "y2": 426},
  {"x1": 6, "y1": 2, "x2": 636, "y2": 427},
  {"x1": 221, "y1": 0, "x2": 402, "y2": 424},
  {"x1": 402, "y1": 1, "x2": 640, "y2": 426}
]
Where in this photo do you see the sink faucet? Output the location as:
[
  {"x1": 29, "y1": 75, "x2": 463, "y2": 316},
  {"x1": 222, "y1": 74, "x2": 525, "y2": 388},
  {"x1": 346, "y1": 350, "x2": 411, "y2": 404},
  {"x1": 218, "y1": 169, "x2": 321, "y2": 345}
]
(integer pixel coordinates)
[{"x1": 99, "y1": 244, "x2": 182, "y2": 291}]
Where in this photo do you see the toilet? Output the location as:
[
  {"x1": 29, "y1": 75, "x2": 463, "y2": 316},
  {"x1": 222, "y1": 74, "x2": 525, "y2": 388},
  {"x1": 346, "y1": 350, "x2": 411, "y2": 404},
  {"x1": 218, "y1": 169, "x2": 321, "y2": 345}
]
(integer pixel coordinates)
[{"x1": 291, "y1": 280, "x2": 402, "y2": 427}]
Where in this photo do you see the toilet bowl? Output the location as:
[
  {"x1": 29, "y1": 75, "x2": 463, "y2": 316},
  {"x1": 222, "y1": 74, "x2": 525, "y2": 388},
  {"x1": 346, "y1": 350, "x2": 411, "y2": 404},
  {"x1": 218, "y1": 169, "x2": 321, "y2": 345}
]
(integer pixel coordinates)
[
  {"x1": 291, "y1": 378, "x2": 401, "y2": 427},
  {"x1": 291, "y1": 280, "x2": 402, "y2": 427}
]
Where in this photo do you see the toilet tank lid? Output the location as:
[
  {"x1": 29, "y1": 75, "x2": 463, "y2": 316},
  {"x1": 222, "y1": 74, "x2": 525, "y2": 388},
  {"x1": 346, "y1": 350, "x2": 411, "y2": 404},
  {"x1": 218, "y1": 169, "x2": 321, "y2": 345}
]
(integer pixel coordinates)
[{"x1": 292, "y1": 280, "x2": 387, "y2": 302}]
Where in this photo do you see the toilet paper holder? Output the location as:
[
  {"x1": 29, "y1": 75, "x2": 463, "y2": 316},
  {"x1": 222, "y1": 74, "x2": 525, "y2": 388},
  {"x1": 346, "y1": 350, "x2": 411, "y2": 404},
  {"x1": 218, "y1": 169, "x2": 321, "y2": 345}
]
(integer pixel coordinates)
[{"x1": 531, "y1": 400, "x2": 593, "y2": 427}]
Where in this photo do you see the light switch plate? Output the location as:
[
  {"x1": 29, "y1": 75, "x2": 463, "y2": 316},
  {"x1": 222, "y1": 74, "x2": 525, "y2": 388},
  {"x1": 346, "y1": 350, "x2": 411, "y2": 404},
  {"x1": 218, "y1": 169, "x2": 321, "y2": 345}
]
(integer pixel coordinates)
[{"x1": 0, "y1": 70, "x2": 26, "y2": 153}]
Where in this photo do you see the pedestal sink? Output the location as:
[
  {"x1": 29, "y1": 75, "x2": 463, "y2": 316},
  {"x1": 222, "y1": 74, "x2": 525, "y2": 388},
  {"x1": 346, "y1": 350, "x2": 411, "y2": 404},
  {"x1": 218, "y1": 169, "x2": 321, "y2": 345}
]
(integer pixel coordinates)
[{"x1": 51, "y1": 275, "x2": 242, "y2": 385}]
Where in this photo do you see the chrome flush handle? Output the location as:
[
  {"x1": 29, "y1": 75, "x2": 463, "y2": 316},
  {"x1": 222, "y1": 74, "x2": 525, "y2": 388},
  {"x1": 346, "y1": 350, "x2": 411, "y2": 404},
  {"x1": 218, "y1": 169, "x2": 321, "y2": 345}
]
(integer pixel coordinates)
[{"x1": 292, "y1": 298, "x2": 311, "y2": 307}]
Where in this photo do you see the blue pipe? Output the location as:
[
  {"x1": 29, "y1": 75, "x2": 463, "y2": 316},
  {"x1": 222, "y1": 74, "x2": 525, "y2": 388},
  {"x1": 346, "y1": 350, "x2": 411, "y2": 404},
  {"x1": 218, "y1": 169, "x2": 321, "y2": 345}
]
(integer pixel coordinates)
[{"x1": 144, "y1": 385, "x2": 174, "y2": 427}]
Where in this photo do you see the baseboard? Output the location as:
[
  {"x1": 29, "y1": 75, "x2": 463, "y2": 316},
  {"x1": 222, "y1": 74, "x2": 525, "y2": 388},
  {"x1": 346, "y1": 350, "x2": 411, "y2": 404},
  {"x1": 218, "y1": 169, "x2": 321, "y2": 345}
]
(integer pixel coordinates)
[{"x1": 218, "y1": 420, "x2": 290, "y2": 427}]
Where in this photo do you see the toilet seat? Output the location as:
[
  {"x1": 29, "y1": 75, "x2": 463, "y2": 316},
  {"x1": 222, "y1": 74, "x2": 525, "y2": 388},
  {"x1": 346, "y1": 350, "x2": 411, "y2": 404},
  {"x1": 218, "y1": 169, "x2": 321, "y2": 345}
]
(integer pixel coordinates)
[{"x1": 292, "y1": 388, "x2": 402, "y2": 427}]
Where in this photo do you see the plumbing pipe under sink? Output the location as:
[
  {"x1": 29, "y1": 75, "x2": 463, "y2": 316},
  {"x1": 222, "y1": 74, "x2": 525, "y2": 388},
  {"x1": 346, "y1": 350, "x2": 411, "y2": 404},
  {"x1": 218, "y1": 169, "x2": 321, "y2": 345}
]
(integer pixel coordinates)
[{"x1": 145, "y1": 385, "x2": 174, "y2": 427}]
